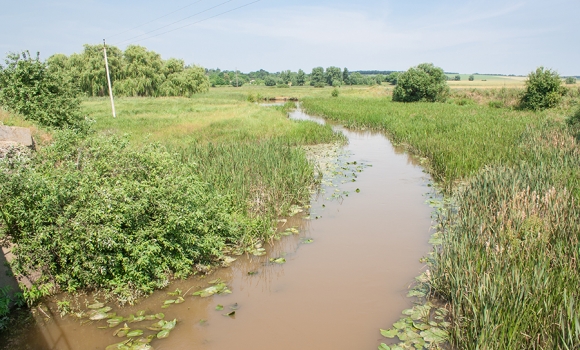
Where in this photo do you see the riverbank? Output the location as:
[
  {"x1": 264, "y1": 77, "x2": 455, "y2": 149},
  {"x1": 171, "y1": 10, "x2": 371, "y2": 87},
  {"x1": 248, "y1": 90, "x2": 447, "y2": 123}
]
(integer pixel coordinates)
[
  {"x1": 0, "y1": 94, "x2": 344, "y2": 326},
  {"x1": 302, "y1": 95, "x2": 580, "y2": 348}
]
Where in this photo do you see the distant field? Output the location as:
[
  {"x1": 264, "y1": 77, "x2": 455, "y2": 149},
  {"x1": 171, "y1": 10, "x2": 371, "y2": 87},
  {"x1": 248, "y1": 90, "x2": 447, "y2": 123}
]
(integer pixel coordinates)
[{"x1": 446, "y1": 74, "x2": 526, "y2": 88}]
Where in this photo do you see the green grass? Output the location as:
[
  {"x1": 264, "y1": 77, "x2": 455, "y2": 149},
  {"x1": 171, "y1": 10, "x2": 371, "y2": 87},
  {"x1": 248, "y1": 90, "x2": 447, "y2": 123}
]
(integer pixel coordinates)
[
  {"x1": 302, "y1": 96, "x2": 547, "y2": 185},
  {"x1": 82, "y1": 94, "x2": 345, "y2": 219},
  {"x1": 302, "y1": 95, "x2": 580, "y2": 348}
]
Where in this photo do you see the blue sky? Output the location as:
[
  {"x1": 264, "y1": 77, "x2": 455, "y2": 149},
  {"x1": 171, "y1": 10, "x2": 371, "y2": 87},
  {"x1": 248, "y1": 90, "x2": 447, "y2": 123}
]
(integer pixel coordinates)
[{"x1": 1, "y1": 0, "x2": 578, "y2": 75}]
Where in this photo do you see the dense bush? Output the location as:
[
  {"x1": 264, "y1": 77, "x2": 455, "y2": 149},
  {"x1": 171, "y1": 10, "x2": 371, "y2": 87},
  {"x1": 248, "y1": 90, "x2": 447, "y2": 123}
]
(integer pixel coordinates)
[
  {"x1": 520, "y1": 67, "x2": 564, "y2": 110},
  {"x1": 0, "y1": 131, "x2": 262, "y2": 303},
  {"x1": 468, "y1": 75, "x2": 474, "y2": 81},
  {"x1": 393, "y1": 63, "x2": 449, "y2": 102},
  {"x1": 0, "y1": 51, "x2": 83, "y2": 128},
  {"x1": 566, "y1": 76, "x2": 577, "y2": 84}
]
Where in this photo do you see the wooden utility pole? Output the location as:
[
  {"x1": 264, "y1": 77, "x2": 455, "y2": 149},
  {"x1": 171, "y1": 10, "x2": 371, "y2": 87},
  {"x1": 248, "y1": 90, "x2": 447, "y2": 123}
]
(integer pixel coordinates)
[{"x1": 103, "y1": 39, "x2": 117, "y2": 118}]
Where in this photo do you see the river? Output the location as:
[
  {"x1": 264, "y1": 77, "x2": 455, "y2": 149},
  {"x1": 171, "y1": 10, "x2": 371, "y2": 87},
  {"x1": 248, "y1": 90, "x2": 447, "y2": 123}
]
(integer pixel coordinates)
[{"x1": 7, "y1": 107, "x2": 433, "y2": 350}]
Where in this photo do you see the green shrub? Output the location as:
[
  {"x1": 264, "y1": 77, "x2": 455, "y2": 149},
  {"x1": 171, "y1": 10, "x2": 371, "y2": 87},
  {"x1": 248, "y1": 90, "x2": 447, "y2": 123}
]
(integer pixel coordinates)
[
  {"x1": 331, "y1": 88, "x2": 339, "y2": 97},
  {"x1": 0, "y1": 51, "x2": 83, "y2": 128},
  {"x1": 0, "y1": 131, "x2": 262, "y2": 303},
  {"x1": 468, "y1": 75, "x2": 474, "y2": 81},
  {"x1": 313, "y1": 82, "x2": 325, "y2": 88},
  {"x1": 520, "y1": 67, "x2": 564, "y2": 110},
  {"x1": 566, "y1": 76, "x2": 577, "y2": 84},
  {"x1": 567, "y1": 105, "x2": 580, "y2": 127},
  {"x1": 392, "y1": 63, "x2": 449, "y2": 102},
  {"x1": 454, "y1": 75, "x2": 461, "y2": 81}
]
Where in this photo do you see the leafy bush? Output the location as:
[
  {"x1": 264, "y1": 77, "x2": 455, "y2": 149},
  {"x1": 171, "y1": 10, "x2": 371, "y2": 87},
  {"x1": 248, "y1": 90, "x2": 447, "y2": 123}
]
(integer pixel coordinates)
[
  {"x1": 567, "y1": 105, "x2": 580, "y2": 127},
  {"x1": 0, "y1": 131, "x2": 262, "y2": 303},
  {"x1": 0, "y1": 51, "x2": 83, "y2": 128},
  {"x1": 468, "y1": 75, "x2": 474, "y2": 81},
  {"x1": 454, "y1": 75, "x2": 461, "y2": 81},
  {"x1": 520, "y1": 67, "x2": 564, "y2": 110},
  {"x1": 392, "y1": 63, "x2": 449, "y2": 102},
  {"x1": 566, "y1": 76, "x2": 577, "y2": 84},
  {"x1": 264, "y1": 76, "x2": 277, "y2": 86},
  {"x1": 331, "y1": 88, "x2": 339, "y2": 97}
]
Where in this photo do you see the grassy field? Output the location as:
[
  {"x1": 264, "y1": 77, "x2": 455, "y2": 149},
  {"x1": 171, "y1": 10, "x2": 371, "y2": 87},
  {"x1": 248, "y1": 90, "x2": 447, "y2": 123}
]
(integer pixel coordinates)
[{"x1": 302, "y1": 95, "x2": 580, "y2": 348}]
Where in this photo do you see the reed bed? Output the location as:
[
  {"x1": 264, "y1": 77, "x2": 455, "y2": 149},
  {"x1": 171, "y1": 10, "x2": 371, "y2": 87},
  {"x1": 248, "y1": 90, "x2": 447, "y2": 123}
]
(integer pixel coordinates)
[{"x1": 302, "y1": 96, "x2": 580, "y2": 348}]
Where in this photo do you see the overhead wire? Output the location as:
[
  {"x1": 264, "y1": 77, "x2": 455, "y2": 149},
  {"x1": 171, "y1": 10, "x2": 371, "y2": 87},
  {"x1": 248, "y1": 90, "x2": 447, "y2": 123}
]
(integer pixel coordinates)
[
  {"x1": 106, "y1": 0, "x2": 205, "y2": 40},
  {"x1": 113, "y1": 0, "x2": 237, "y2": 45},
  {"x1": 128, "y1": 0, "x2": 262, "y2": 44}
]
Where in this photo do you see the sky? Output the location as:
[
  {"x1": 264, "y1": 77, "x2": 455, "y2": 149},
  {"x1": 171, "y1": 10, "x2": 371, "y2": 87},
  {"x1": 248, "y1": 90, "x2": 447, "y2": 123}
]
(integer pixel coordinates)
[{"x1": 0, "y1": 0, "x2": 578, "y2": 75}]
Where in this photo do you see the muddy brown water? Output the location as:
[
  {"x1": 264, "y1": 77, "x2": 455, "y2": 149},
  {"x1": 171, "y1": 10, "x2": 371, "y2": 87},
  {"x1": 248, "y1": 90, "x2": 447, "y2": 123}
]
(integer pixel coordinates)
[{"x1": 8, "y1": 108, "x2": 433, "y2": 350}]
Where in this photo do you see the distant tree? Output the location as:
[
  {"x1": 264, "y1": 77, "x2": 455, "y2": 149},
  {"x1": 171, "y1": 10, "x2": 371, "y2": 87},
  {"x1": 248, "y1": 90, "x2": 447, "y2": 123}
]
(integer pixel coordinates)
[
  {"x1": 385, "y1": 72, "x2": 400, "y2": 85},
  {"x1": 264, "y1": 76, "x2": 277, "y2": 86},
  {"x1": 349, "y1": 72, "x2": 364, "y2": 85},
  {"x1": 565, "y1": 76, "x2": 577, "y2": 84},
  {"x1": 375, "y1": 74, "x2": 385, "y2": 84},
  {"x1": 520, "y1": 67, "x2": 564, "y2": 110},
  {"x1": 468, "y1": 75, "x2": 475, "y2": 81},
  {"x1": 296, "y1": 69, "x2": 306, "y2": 86},
  {"x1": 325, "y1": 66, "x2": 342, "y2": 86},
  {"x1": 310, "y1": 67, "x2": 325, "y2": 86},
  {"x1": 392, "y1": 63, "x2": 449, "y2": 102},
  {"x1": 279, "y1": 70, "x2": 292, "y2": 85},
  {"x1": 454, "y1": 75, "x2": 461, "y2": 81},
  {"x1": 342, "y1": 68, "x2": 350, "y2": 85}
]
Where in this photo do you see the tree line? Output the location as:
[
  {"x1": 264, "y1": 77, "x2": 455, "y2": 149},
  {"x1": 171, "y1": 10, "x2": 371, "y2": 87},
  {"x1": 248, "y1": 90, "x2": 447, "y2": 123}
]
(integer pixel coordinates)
[
  {"x1": 208, "y1": 67, "x2": 401, "y2": 88},
  {"x1": 47, "y1": 44, "x2": 210, "y2": 98}
]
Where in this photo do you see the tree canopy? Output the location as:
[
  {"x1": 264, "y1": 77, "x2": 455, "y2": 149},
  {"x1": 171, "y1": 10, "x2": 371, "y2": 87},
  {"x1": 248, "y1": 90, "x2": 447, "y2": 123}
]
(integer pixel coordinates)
[{"x1": 392, "y1": 63, "x2": 449, "y2": 102}]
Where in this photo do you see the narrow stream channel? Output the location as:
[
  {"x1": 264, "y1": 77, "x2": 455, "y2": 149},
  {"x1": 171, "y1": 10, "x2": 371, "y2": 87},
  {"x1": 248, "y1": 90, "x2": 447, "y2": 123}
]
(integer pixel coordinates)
[{"x1": 11, "y1": 108, "x2": 433, "y2": 350}]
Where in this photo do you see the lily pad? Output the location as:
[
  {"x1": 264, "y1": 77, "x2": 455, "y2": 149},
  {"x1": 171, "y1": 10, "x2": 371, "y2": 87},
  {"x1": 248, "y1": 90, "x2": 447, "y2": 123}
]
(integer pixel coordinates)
[
  {"x1": 215, "y1": 305, "x2": 224, "y2": 311},
  {"x1": 127, "y1": 329, "x2": 144, "y2": 337},
  {"x1": 155, "y1": 313, "x2": 165, "y2": 320},
  {"x1": 89, "y1": 312, "x2": 109, "y2": 321},
  {"x1": 270, "y1": 257, "x2": 286, "y2": 264},
  {"x1": 157, "y1": 329, "x2": 171, "y2": 339},
  {"x1": 380, "y1": 328, "x2": 398, "y2": 338},
  {"x1": 192, "y1": 283, "x2": 231, "y2": 297},
  {"x1": 162, "y1": 319, "x2": 177, "y2": 330},
  {"x1": 88, "y1": 302, "x2": 105, "y2": 309}
]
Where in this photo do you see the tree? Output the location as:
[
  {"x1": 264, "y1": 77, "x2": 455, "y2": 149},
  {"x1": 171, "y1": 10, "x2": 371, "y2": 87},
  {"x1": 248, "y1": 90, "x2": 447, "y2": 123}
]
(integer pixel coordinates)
[
  {"x1": 454, "y1": 75, "x2": 461, "y2": 81},
  {"x1": 279, "y1": 70, "x2": 292, "y2": 85},
  {"x1": 296, "y1": 69, "x2": 306, "y2": 86},
  {"x1": 0, "y1": 51, "x2": 83, "y2": 128},
  {"x1": 310, "y1": 67, "x2": 325, "y2": 86},
  {"x1": 264, "y1": 76, "x2": 277, "y2": 86},
  {"x1": 342, "y1": 68, "x2": 350, "y2": 85},
  {"x1": 392, "y1": 63, "x2": 449, "y2": 102},
  {"x1": 565, "y1": 76, "x2": 577, "y2": 84},
  {"x1": 520, "y1": 67, "x2": 563, "y2": 110},
  {"x1": 468, "y1": 75, "x2": 475, "y2": 81},
  {"x1": 325, "y1": 66, "x2": 342, "y2": 86},
  {"x1": 375, "y1": 74, "x2": 385, "y2": 84},
  {"x1": 385, "y1": 72, "x2": 400, "y2": 85}
]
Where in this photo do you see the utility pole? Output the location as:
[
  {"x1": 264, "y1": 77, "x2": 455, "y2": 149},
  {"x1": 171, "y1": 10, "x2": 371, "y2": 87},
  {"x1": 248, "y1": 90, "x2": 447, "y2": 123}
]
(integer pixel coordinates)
[{"x1": 103, "y1": 39, "x2": 117, "y2": 118}]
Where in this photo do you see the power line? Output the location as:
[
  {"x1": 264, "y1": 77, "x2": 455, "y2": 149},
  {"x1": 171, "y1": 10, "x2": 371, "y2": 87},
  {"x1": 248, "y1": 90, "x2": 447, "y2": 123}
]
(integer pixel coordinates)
[
  {"x1": 114, "y1": 0, "x2": 236, "y2": 45},
  {"x1": 107, "y1": 0, "x2": 206, "y2": 40},
  {"x1": 129, "y1": 0, "x2": 262, "y2": 44}
]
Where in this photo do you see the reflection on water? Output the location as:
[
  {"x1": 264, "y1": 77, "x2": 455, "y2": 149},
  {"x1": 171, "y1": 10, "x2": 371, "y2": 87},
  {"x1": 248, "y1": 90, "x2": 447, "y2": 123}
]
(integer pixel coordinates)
[{"x1": 8, "y1": 108, "x2": 433, "y2": 350}]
